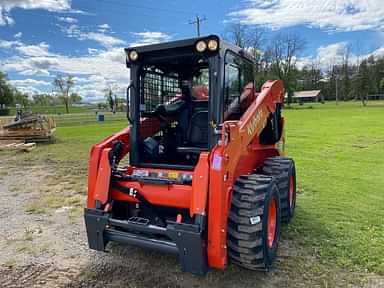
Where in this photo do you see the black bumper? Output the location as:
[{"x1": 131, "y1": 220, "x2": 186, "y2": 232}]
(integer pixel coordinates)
[{"x1": 84, "y1": 208, "x2": 208, "y2": 275}]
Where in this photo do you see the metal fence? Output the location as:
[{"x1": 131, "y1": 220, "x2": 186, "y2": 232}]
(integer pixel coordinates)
[{"x1": 0, "y1": 112, "x2": 128, "y2": 128}]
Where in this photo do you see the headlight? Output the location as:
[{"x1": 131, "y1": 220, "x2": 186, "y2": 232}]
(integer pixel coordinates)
[
  {"x1": 129, "y1": 50, "x2": 139, "y2": 61},
  {"x1": 207, "y1": 39, "x2": 218, "y2": 51},
  {"x1": 195, "y1": 40, "x2": 207, "y2": 52}
]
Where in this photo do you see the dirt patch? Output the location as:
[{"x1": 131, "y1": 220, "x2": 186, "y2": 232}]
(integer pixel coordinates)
[{"x1": 0, "y1": 154, "x2": 382, "y2": 288}]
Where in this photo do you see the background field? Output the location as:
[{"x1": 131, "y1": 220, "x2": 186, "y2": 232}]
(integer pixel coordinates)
[
  {"x1": 1, "y1": 101, "x2": 383, "y2": 287},
  {"x1": 286, "y1": 101, "x2": 384, "y2": 273}
]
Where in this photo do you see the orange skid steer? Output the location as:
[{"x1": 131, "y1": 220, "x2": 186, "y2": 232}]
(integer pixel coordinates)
[{"x1": 85, "y1": 35, "x2": 297, "y2": 275}]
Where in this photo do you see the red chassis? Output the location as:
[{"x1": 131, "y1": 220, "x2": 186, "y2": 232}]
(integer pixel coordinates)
[{"x1": 86, "y1": 80, "x2": 285, "y2": 270}]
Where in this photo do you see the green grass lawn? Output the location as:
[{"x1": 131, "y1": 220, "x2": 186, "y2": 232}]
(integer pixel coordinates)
[
  {"x1": 285, "y1": 101, "x2": 384, "y2": 273},
  {"x1": 7, "y1": 101, "x2": 384, "y2": 276}
]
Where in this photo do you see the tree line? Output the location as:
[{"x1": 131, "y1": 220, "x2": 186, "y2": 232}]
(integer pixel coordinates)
[
  {"x1": 0, "y1": 73, "x2": 82, "y2": 113},
  {"x1": 0, "y1": 73, "x2": 125, "y2": 114},
  {"x1": 225, "y1": 23, "x2": 384, "y2": 105}
]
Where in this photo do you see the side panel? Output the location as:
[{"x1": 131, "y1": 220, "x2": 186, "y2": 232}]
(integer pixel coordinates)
[
  {"x1": 94, "y1": 148, "x2": 112, "y2": 205},
  {"x1": 190, "y1": 152, "x2": 210, "y2": 217},
  {"x1": 87, "y1": 127, "x2": 130, "y2": 208}
]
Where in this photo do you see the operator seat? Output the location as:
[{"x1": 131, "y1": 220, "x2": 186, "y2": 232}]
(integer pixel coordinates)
[
  {"x1": 187, "y1": 110, "x2": 208, "y2": 146},
  {"x1": 176, "y1": 109, "x2": 208, "y2": 154}
]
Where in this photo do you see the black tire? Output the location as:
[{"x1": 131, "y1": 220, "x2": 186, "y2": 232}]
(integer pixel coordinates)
[
  {"x1": 261, "y1": 157, "x2": 296, "y2": 223},
  {"x1": 227, "y1": 174, "x2": 281, "y2": 270}
]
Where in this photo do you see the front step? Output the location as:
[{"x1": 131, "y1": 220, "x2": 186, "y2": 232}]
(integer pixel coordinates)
[{"x1": 127, "y1": 216, "x2": 149, "y2": 226}]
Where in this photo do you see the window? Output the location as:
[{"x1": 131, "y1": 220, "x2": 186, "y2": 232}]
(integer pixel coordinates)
[
  {"x1": 140, "y1": 66, "x2": 181, "y2": 113},
  {"x1": 192, "y1": 68, "x2": 209, "y2": 87},
  {"x1": 224, "y1": 52, "x2": 254, "y2": 119}
]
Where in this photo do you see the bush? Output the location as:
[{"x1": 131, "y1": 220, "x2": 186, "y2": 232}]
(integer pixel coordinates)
[{"x1": 0, "y1": 108, "x2": 10, "y2": 116}]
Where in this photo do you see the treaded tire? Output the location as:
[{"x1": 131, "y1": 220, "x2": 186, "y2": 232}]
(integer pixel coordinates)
[
  {"x1": 261, "y1": 156, "x2": 296, "y2": 223},
  {"x1": 227, "y1": 174, "x2": 281, "y2": 270}
]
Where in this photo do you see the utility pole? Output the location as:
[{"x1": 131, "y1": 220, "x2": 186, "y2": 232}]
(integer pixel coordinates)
[{"x1": 189, "y1": 15, "x2": 206, "y2": 37}]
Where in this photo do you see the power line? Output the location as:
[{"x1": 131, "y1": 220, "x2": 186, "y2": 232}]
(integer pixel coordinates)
[{"x1": 189, "y1": 15, "x2": 207, "y2": 37}]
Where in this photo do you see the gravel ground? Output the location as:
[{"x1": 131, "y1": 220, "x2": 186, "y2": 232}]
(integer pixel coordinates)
[{"x1": 0, "y1": 155, "x2": 382, "y2": 288}]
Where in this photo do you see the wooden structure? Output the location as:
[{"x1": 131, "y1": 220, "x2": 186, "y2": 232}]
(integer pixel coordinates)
[
  {"x1": 292, "y1": 90, "x2": 323, "y2": 103},
  {"x1": 0, "y1": 114, "x2": 56, "y2": 143}
]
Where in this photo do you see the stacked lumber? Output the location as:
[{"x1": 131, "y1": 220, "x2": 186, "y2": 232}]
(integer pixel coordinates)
[
  {"x1": 0, "y1": 142, "x2": 36, "y2": 152},
  {"x1": 0, "y1": 114, "x2": 56, "y2": 143},
  {"x1": 0, "y1": 127, "x2": 56, "y2": 143}
]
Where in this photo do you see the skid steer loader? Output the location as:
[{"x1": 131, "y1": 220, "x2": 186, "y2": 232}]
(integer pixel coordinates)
[{"x1": 85, "y1": 35, "x2": 297, "y2": 275}]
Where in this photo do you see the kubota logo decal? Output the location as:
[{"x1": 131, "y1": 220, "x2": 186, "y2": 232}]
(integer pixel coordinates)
[{"x1": 247, "y1": 108, "x2": 266, "y2": 137}]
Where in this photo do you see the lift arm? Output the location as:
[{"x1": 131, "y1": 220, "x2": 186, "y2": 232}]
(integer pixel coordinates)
[
  {"x1": 207, "y1": 80, "x2": 285, "y2": 269},
  {"x1": 239, "y1": 80, "x2": 285, "y2": 147}
]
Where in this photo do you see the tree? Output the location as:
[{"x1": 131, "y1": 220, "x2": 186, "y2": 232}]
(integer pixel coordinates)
[
  {"x1": 104, "y1": 86, "x2": 115, "y2": 112},
  {"x1": 53, "y1": 75, "x2": 75, "y2": 113},
  {"x1": 225, "y1": 24, "x2": 264, "y2": 67},
  {"x1": 356, "y1": 59, "x2": 370, "y2": 106},
  {"x1": 380, "y1": 78, "x2": 384, "y2": 92},
  {"x1": 246, "y1": 27, "x2": 265, "y2": 74},
  {"x1": 340, "y1": 45, "x2": 352, "y2": 101},
  {"x1": 267, "y1": 33, "x2": 306, "y2": 104},
  {"x1": 0, "y1": 72, "x2": 14, "y2": 107},
  {"x1": 225, "y1": 22, "x2": 248, "y2": 48},
  {"x1": 32, "y1": 93, "x2": 55, "y2": 106},
  {"x1": 13, "y1": 90, "x2": 30, "y2": 107},
  {"x1": 298, "y1": 61, "x2": 321, "y2": 91},
  {"x1": 70, "y1": 92, "x2": 82, "y2": 104}
]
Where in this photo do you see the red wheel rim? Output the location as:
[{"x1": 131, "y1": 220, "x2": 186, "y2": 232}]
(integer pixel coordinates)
[
  {"x1": 267, "y1": 197, "x2": 277, "y2": 248},
  {"x1": 289, "y1": 175, "x2": 294, "y2": 208}
]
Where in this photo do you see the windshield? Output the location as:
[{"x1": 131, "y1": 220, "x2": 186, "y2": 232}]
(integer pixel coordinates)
[
  {"x1": 139, "y1": 63, "x2": 209, "y2": 115},
  {"x1": 134, "y1": 58, "x2": 211, "y2": 168}
]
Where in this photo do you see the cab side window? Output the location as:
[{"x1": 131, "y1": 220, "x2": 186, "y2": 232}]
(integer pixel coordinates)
[{"x1": 224, "y1": 52, "x2": 254, "y2": 120}]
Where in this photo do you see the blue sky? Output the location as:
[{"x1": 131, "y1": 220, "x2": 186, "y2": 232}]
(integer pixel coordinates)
[{"x1": 0, "y1": 0, "x2": 383, "y2": 101}]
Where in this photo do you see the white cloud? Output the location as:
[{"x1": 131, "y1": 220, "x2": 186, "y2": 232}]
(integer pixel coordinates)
[
  {"x1": 10, "y1": 78, "x2": 50, "y2": 87},
  {"x1": 0, "y1": 10, "x2": 14, "y2": 25},
  {"x1": 88, "y1": 48, "x2": 99, "y2": 54},
  {"x1": 16, "y1": 85, "x2": 43, "y2": 95},
  {"x1": 130, "y1": 31, "x2": 171, "y2": 47},
  {"x1": 2, "y1": 55, "x2": 58, "y2": 77},
  {"x1": 62, "y1": 24, "x2": 125, "y2": 47},
  {"x1": 371, "y1": 47, "x2": 384, "y2": 58},
  {"x1": 98, "y1": 23, "x2": 110, "y2": 33},
  {"x1": 99, "y1": 23, "x2": 110, "y2": 29},
  {"x1": 318, "y1": 42, "x2": 348, "y2": 66},
  {"x1": 84, "y1": 32, "x2": 125, "y2": 47},
  {"x1": 0, "y1": 37, "x2": 129, "y2": 100},
  {"x1": 57, "y1": 16, "x2": 77, "y2": 24},
  {"x1": 229, "y1": 0, "x2": 384, "y2": 32},
  {"x1": 0, "y1": 0, "x2": 71, "y2": 11},
  {"x1": 16, "y1": 42, "x2": 51, "y2": 57},
  {"x1": 297, "y1": 42, "x2": 348, "y2": 70},
  {"x1": 14, "y1": 32, "x2": 22, "y2": 38},
  {"x1": 0, "y1": 39, "x2": 21, "y2": 49},
  {"x1": 0, "y1": 0, "x2": 72, "y2": 26},
  {"x1": 297, "y1": 41, "x2": 384, "y2": 71}
]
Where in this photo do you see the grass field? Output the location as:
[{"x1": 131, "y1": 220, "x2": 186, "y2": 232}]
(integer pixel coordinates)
[
  {"x1": 285, "y1": 101, "x2": 384, "y2": 274},
  {"x1": 3, "y1": 101, "x2": 384, "y2": 284}
]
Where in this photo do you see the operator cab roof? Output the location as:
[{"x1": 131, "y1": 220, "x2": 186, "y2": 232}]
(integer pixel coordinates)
[{"x1": 125, "y1": 34, "x2": 255, "y2": 66}]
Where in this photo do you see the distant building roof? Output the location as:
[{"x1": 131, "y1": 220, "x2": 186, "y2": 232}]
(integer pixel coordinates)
[{"x1": 293, "y1": 90, "x2": 321, "y2": 98}]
